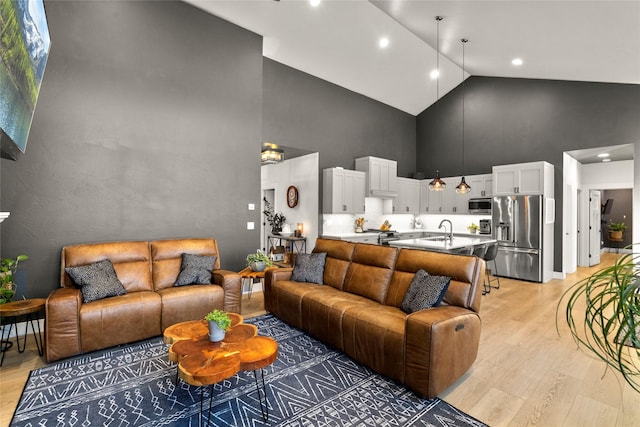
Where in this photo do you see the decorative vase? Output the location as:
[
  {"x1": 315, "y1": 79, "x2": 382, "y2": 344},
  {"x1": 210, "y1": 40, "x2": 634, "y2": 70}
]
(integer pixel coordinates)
[
  {"x1": 469, "y1": 229, "x2": 477, "y2": 234},
  {"x1": 249, "y1": 261, "x2": 266, "y2": 272},
  {"x1": 208, "y1": 321, "x2": 226, "y2": 342}
]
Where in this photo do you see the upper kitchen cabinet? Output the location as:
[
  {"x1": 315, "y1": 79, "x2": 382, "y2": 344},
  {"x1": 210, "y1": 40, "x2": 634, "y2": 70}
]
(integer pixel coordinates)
[
  {"x1": 468, "y1": 174, "x2": 493, "y2": 198},
  {"x1": 355, "y1": 156, "x2": 397, "y2": 198},
  {"x1": 392, "y1": 177, "x2": 420, "y2": 213},
  {"x1": 323, "y1": 168, "x2": 366, "y2": 214},
  {"x1": 493, "y1": 161, "x2": 554, "y2": 196}
]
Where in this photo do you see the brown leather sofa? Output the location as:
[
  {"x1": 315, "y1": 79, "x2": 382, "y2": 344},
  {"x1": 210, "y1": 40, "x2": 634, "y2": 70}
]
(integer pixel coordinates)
[
  {"x1": 264, "y1": 238, "x2": 484, "y2": 398},
  {"x1": 46, "y1": 238, "x2": 241, "y2": 362}
]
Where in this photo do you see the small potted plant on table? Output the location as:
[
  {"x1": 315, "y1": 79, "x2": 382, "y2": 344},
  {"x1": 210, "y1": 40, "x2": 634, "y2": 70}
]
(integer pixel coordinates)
[
  {"x1": 0, "y1": 255, "x2": 28, "y2": 304},
  {"x1": 246, "y1": 249, "x2": 272, "y2": 272},
  {"x1": 607, "y1": 219, "x2": 626, "y2": 240},
  {"x1": 205, "y1": 309, "x2": 232, "y2": 342}
]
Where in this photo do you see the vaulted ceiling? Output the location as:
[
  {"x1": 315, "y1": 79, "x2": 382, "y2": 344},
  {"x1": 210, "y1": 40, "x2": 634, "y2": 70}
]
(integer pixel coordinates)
[{"x1": 186, "y1": 0, "x2": 640, "y2": 116}]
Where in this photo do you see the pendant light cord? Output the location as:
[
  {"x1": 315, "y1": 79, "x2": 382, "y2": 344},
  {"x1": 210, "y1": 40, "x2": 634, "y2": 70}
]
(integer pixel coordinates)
[{"x1": 461, "y1": 38, "x2": 466, "y2": 173}]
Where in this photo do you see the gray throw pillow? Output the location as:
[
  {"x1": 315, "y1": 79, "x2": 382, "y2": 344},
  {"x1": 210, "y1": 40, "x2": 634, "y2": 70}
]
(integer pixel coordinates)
[
  {"x1": 401, "y1": 269, "x2": 451, "y2": 314},
  {"x1": 175, "y1": 253, "x2": 217, "y2": 286},
  {"x1": 291, "y1": 252, "x2": 327, "y2": 284},
  {"x1": 65, "y1": 259, "x2": 127, "y2": 303}
]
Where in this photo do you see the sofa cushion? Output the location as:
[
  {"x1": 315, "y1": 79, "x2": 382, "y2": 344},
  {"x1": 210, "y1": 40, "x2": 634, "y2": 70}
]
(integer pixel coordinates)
[
  {"x1": 175, "y1": 253, "x2": 217, "y2": 286},
  {"x1": 401, "y1": 270, "x2": 451, "y2": 313},
  {"x1": 151, "y1": 238, "x2": 221, "y2": 291},
  {"x1": 312, "y1": 239, "x2": 355, "y2": 290},
  {"x1": 291, "y1": 252, "x2": 327, "y2": 284},
  {"x1": 342, "y1": 244, "x2": 398, "y2": 304},
  {"x1": 65, "y1": 259, "x2": 127, "y2": 303}
]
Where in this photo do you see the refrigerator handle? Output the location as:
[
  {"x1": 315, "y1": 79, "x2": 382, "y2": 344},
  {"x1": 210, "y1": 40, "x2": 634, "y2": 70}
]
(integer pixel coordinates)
[{"x1": 512, "y1": 198, "x2": 518, "y2": 244}]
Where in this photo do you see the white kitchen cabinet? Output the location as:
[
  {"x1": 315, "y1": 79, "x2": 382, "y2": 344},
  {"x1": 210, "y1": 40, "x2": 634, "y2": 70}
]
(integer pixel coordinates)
[
  {"x1": 392, "y1": 177, "x2": 420, "y2": 213},
  {"x1": 344, "y1": 234, "x2": 377, "y2": 244},
  {"x1": 420, "y1": 177, "x2": 470, "y2": 214},
  {"x1": 355, "y1": 156, "x2": 398, "y2": 198},
  {"x1": 468, "y1": 174, "x2": 493, "y2": 198},
  {"x1": 493, "y1": 161, "x2": 553, "y2": 196},
  {"x1": 419, "y1": 180, "x2": 438, "y2": 213},
  {"x1": 323, "y1": 168, "x2": 366, "y2": 214}
]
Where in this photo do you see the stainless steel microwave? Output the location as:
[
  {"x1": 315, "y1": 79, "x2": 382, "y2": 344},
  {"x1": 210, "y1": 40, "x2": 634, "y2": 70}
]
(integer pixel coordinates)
[{"x1": 468, "y1": 198, "x2": 492, "y2": 214}]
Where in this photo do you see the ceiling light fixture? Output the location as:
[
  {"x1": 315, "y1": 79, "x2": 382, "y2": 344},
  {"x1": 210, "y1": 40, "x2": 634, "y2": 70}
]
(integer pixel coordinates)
[
  {"x1": 379, "y1": 37, "x2": 389, "y2": 48},
  {"x1": 602, "y1": 158, "x2": 612, "y2": 163},
  {"x1": 512, "y1": 58, "x2": 523, "y2": 66},
  {"x1": 429, "y1": 16, "x2": 446, "y2": 192},
  {"x1": 309, "y1": 0, "x2": 321, "y2": 7},
  {"x1": 597, "y1": 153, "x2": 610, "y2": 158},
  {"x1": 456, "y1": 38, "x2": 471, "y2": 195},
  {"x1": 261, "y1": 143, "x2": 284, "y2": 164}
]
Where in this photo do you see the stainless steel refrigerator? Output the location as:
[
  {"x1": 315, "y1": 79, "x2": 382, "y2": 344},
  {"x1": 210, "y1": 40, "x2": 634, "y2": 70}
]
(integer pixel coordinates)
[{"x1": 492, "y1": 195, "x2": 543, "y2": 282}]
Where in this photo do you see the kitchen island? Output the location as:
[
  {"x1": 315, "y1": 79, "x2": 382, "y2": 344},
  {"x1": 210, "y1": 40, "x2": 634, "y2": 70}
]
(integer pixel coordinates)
[{"x1": 389, "y1": 236, "x2": 497, "y2": 254}]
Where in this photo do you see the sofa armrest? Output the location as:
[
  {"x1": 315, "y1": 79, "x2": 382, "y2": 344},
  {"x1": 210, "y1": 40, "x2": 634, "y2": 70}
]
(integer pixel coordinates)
[
  {"x1": 404, "y1": 305, "x2": 481, "y2": 398},
  {"x1": 212, "y1": 269, "x2": 242, "y2": 314},
  {"x1": 263, "y1": 268, "x2": 293, "y2": 313},
  {"x1": 46, "y1": 287, "x2": 83, "y2": 362}
]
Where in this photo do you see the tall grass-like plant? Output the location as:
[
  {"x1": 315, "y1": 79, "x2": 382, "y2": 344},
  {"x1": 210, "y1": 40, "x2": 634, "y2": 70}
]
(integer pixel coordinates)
[{"x1": 558, "y1": 249, "x2": 640, "y2": 393}]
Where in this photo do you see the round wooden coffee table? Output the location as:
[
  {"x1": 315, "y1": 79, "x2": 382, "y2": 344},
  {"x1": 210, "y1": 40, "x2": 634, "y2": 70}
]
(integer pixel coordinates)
[
  {"x1": 0, "y1": 298, "x2": 46, "y2": 366},
  {"x1": 164, "y1": 314, "x2": 278, "y2": 424}
]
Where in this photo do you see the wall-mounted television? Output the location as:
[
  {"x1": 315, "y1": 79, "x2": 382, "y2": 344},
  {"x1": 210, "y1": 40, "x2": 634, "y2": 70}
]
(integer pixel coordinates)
[{"x1": 0, "y1": 0, "x2": 50, "y2": 160}]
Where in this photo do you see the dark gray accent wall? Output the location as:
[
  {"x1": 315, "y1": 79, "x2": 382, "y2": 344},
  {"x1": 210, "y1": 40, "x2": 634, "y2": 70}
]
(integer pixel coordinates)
[
  {"x1": 602, "y1": 189, "x2": 633, "y2": 248},
  {"x1": 1, "y1": 1, "x2": 263, "y2": 298},
  {"x1": 417, "y1": 76, "x2": 640, "y2": 271},
  {"x1": 263, "y1": 59, "x2": 416, "y2": 176}
]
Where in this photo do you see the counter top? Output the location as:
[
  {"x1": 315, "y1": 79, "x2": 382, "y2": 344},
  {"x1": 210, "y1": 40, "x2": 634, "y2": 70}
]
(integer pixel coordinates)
[
  {"x1": 389, "y1": 236, "x2": 497, "y2": 253},
  {"x1": 322, "y1": 232, "x2": 379, "y2": 239}
]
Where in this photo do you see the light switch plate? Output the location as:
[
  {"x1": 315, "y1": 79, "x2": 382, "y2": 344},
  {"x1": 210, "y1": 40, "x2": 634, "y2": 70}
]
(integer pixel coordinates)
[
  {"x1": 247, "y1": 222, "x2": 255, "y2": 230},
  {"x1": 248, "y1": 203, "x2": 255, "y2": 211}
]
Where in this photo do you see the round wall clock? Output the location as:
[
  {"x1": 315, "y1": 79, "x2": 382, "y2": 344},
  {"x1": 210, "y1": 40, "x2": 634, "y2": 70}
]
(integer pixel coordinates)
[{"x1": 287, "y1": 185, "x2": 299, "y2": 208}]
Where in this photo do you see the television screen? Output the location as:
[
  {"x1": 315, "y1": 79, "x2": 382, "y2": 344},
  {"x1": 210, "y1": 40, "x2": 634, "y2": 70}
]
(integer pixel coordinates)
[{"x1": 0, "y1": 0, "x2": 50, "y2": 160}]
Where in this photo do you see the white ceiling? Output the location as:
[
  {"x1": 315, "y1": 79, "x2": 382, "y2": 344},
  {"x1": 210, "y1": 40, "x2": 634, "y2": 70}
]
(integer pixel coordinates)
[{"x1": 186, "y1": 0, "x2": 640, "y2": 117}]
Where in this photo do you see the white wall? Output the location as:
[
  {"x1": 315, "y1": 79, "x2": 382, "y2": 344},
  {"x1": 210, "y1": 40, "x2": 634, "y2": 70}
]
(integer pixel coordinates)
[
  {"x1": 261, "y1": 153, "x2": 319, "y2": 252},
  {"x1": 635, "y1": 144, "x2": 640, "y2": 250},
  {"x1": 563, "y1": 153, "x2": 580, "y2": 274}
]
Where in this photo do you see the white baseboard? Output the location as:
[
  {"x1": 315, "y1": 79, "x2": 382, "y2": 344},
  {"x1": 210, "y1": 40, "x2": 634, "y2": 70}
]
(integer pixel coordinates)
[{"x1": 553, "y1": 271, "x2": 566, "y2": 280}]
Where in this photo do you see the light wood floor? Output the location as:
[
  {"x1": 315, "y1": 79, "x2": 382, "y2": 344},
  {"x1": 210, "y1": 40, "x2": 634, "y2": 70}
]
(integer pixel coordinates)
[{"x1": 1, "y1": 254, "x2": 638, "y2": 426}]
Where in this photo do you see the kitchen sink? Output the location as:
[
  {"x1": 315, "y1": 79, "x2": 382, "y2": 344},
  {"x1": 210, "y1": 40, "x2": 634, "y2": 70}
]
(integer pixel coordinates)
[{"x1": 422, "y1": 236, "x2": 448, "y2": 242}]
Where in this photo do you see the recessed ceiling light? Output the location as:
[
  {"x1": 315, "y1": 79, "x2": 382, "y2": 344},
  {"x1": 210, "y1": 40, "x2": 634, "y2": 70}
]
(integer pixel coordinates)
[
  {"x1": 430, "y1": 69, "x2": 439, "y2": 79},
  {"x1": 512, "y1": 58, "x2": 523, "y2": 66},
  {"x1": 602, "y1": 158, "x2": 612, "y2": 162},
  {"x1": 309, "y1": 0, "x2": 321, "y2": 7},
  {"x1": 379, "y1": 37, "x2": 389, "y2": 48},
  {"x1": 597, "y1": 153, "x2": 610, "y2": 158}
]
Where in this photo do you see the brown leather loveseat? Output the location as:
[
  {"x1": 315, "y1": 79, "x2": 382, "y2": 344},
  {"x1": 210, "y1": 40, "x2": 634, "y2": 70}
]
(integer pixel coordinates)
[
  {"x1": 264, "y1": 238, "x2": 484, "y2": 398},
  {"x1": 45, "y1": 238, "x2": 241, "y2": 362}
]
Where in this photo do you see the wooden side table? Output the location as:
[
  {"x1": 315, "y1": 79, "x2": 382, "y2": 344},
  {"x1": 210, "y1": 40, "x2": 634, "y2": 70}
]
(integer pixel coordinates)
[
  {"x1": 238, "y1": 266, "x2": 276, "y2": 299},
  {"x1": 164, "y1": 315, "x2": 278, "y2": 424},
  {"x1": 0, "y1": 298, "x2": 46, "y2": 366}
]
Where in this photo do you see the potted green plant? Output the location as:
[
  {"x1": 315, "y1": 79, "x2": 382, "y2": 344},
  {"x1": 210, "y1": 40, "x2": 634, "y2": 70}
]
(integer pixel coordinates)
[
  {"x1": 204, "y1": 309, "x2": 232, "y2": 342},
  {"x1": 607, "y1": 219, "x2": 626, "y2": 240},
  {"x1": 467, "y1": 223, "x2": 480, "y2": 234},
  {"x1": 263, "y1": 198, "x2": 286, "y2": 234},
  {"x1": 246, "y1": 249, "x2": 272, "y2": 272},
  {"x1": 557, "y1": 249, "x2": 640, "y2": 393},
  {"x1": 0, "y1": 254, "x2": 28, "y2": 304}
]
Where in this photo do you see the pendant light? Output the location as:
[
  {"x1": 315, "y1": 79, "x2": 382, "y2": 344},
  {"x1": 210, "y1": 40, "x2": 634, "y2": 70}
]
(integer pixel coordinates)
[
  {"x1": 428, "y1": 16, "x2": 446, "y2": 192},
  {"x1": 455, "y1": 38, "x2": 471, "y2": 194}
]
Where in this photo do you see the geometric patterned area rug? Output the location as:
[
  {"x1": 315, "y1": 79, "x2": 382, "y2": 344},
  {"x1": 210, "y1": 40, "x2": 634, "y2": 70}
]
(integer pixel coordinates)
[{"x1": 11, "y1": 314, "x2": 488, "y2": 426}]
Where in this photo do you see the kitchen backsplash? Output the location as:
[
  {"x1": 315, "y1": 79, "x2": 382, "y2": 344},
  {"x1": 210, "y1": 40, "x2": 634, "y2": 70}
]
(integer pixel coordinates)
[{"x1": 323, "y1": 198, "x2": 491, "y2": 235}]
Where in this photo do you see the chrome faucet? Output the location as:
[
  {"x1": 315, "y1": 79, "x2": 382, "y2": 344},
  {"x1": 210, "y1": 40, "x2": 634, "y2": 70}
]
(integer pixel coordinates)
[{"x1": 438, "y1": 219, "x2": 453, "y2": 243}]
